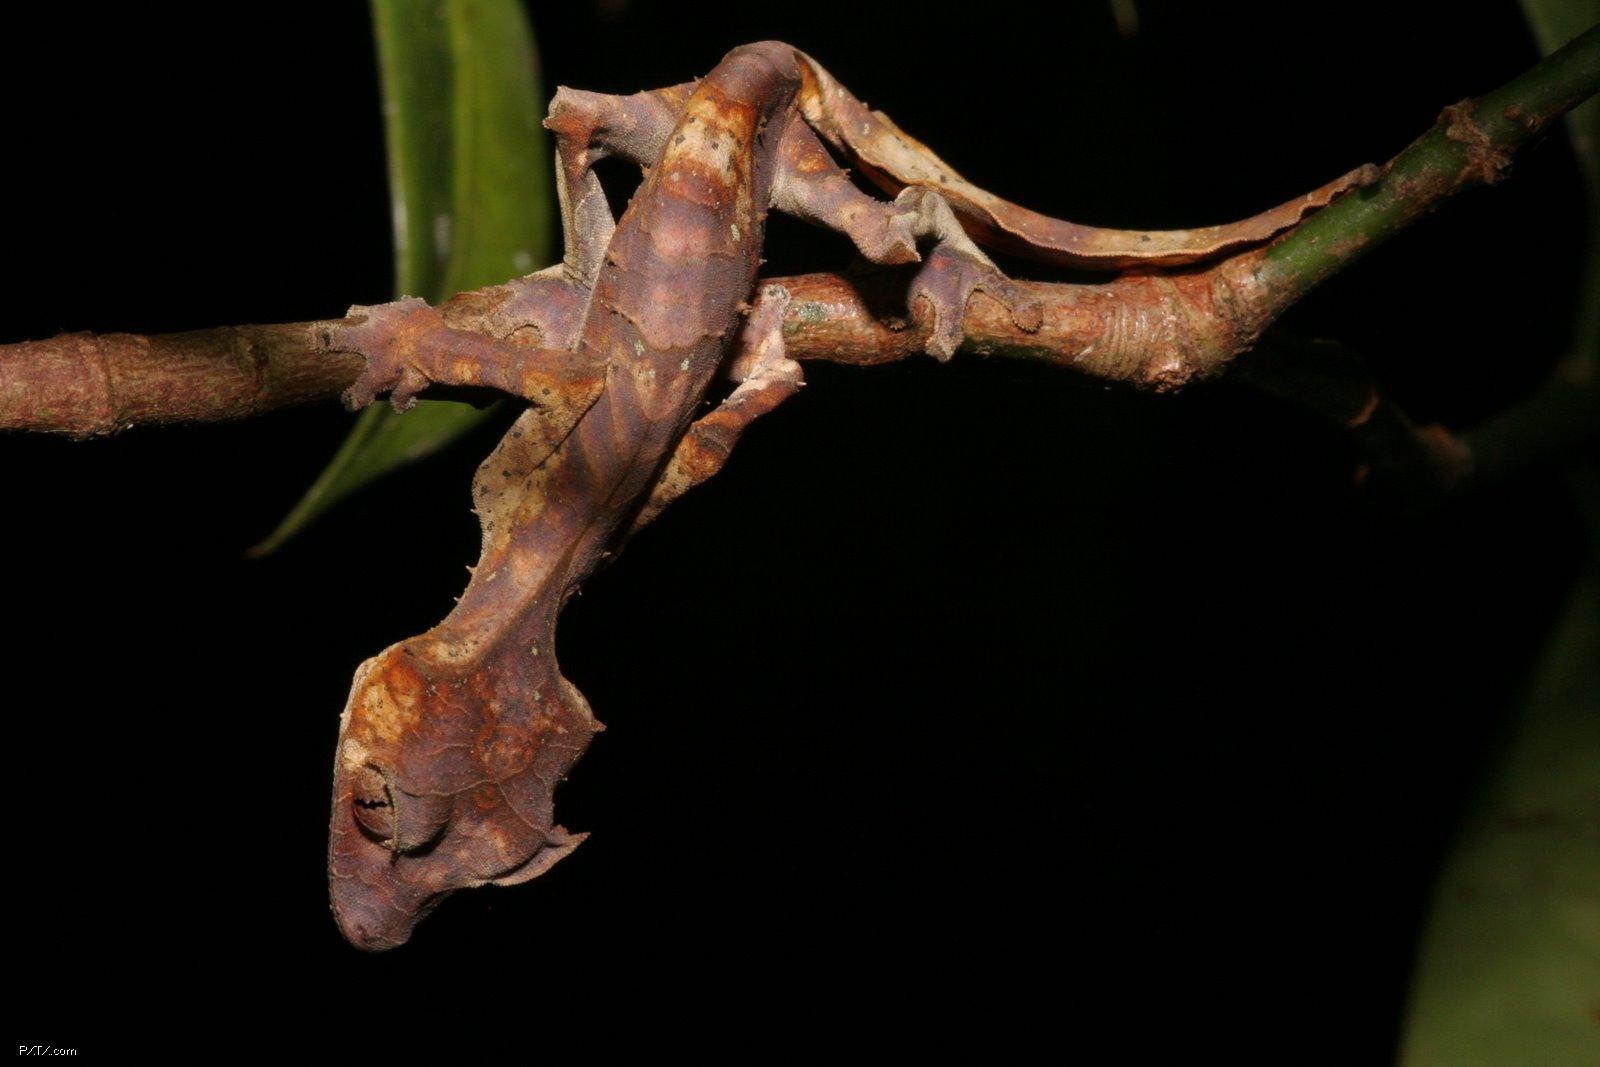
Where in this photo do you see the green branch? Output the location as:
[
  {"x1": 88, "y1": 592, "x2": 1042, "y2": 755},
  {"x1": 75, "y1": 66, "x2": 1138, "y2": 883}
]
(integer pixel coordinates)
[{"x1": 1255, "y1": 24, "x2": 1600, "y2": 312}]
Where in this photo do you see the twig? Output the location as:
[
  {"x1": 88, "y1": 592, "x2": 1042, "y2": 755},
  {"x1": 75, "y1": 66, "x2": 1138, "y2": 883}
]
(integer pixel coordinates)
[
  {"x1": 2, "y1": 26, "x2": 1596, "y2": 440},
  {"x1": 1234, "y1": 338, "x2": 1600, "y2": 504}
]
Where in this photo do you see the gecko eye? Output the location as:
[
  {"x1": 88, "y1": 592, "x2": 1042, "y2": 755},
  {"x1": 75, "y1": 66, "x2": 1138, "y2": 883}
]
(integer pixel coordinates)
[
  {"x1": 351, "y1": 765, "x2": 395, "y2": 843},
  {"x1": 347, "y1": 763, "x2": 453, "y2": 853}
]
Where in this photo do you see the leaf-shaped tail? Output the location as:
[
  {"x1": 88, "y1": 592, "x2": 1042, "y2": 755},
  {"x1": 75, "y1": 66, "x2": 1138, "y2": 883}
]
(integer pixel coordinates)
[{"x1": 794, "y1": 50, "x2": 1378, "y2": 271}]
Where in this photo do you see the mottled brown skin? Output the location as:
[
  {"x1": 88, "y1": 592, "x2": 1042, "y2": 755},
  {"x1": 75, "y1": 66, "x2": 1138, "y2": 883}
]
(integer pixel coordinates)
[
  {"x1": 329, "y1": 44, "x2": 799, "y2": 950},
  {"x1": 0, "y1": 48, "x2": 1378, "y2": 441},
  {"x1": 328, "y1": 41, "x2": 1045, "y2": 950},
  {"x1": 0, "y1": 34, "x2": 1581, "y2": 947},
  {"x1": 325, "y1": 41, "x2": 1367, "y2": 949}
]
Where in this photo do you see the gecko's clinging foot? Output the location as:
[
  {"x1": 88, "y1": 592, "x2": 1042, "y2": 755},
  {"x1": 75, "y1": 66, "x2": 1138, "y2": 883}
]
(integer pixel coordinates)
[
  {"x1": 908, "y1": 242, "x2": 1045, "y2": 360},
  {"x1": 894, "y1": 188, "x2": 1044, "y2": 360},
  {"x1": 330, "y1": 298, "x2": 439, "y2": 413}
]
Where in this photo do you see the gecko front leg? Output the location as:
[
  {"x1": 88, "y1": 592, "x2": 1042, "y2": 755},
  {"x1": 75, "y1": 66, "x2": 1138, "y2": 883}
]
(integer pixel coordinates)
[
  {"x1": 630, "y1": 284, "x2": 803, "y2": 533},
  {"x1": 331, "y1": 298, "x2": 602, "y2": 412},
  {"x1": 325, "y1": 86, "x2": 636, "y2": 417}
]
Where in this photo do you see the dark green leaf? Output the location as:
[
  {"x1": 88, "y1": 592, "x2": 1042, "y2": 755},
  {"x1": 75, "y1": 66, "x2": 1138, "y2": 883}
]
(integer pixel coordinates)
[
  {"x1": 1397, "y1": 542, "x2": 1600, "y2": 1065},
  {"x1": 1519, "y1": 0, "x2": 1599, "y2": 365},
  {"x1": 1401, "y1": 6, "x2": 1600, "y2": 1061},
  {"x1": 1519, "y1": 0, "x2": 1600, "y2": 188}
]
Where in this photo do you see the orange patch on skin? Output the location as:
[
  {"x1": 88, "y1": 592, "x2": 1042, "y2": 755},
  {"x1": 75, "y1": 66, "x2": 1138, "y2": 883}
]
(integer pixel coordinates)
[
  {"x1": 794, "y1": 152, "x2": 830, "y2": 174},
  {"x1": 680, "y1": 91, "x2": 755, "y2": 140},
  {"x1": 353, "y1": 656, "x2": 427, "y2": 743},
  {"x1": 476, "y1": 724, "x2": 534, "y2": 780},
  {"x1": 654, "y1": 157, "x2": 748, "y2": 213}
]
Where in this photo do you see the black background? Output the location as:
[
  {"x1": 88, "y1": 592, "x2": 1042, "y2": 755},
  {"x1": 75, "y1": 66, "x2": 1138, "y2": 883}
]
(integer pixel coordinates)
[{"x1": 4, "y1": 0, "x2": 1591, "y2": 1056}]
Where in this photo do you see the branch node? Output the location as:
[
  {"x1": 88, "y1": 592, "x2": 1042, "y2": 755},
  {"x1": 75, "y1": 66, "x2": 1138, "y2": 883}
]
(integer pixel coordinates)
[{"x1": 1442, "y1": 100, "x2": 1514, "y2": 186}]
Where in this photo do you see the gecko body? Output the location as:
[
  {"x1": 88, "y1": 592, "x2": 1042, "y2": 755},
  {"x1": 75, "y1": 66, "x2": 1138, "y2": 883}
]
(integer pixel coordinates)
[
  {"x1": 328, "y1": 42, "x2": 1039, "y2": 950},
  {"x1": 328, "y1": 44, "x2": 804, "y2": 950},
  {"x1": 326, "y1": 42, "x2": 1366, "y2": 948}
]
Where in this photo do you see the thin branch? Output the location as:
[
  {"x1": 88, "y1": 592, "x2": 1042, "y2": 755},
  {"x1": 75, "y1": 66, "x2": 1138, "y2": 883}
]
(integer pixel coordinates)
[
  {"x1": 2, "y1": 26, "x2": 1596, "y2": 439},
  {"x1": 1251, "y1": 23, "x2": 1600, "y2": 314},
  {"x1": 0, "y1": 324, "x2": 364, "y2": 438},
  {"x1": 1234, "y1": 333, "x2": 1599, "y2": 504},
  {"x1": 0, "y1": 267, "x2": 1264, "y2": 436},
  {"x1": 1231, "y1": 338, "x2": 1475, "y2": 504}
]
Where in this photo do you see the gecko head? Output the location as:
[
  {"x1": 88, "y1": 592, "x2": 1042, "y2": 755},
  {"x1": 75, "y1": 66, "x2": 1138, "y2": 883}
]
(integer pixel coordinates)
[{"x1": 327, "y1": 641, "x2": 598, "y2": 951}]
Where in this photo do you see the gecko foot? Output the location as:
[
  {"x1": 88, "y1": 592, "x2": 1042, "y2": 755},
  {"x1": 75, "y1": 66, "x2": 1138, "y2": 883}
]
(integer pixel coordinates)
[
  {"x1": 330, "y1": 298, "x2": 442, "y2": 413},
  {"x1": 892, "y1": 187, "x2": 1042, "y2": 360},
  {"x1": 908, "y1": 242, "x2": 1044, "y2": 361}
]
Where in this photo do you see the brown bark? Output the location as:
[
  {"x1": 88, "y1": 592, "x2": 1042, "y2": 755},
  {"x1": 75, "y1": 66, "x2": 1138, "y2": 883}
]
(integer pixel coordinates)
[
  {"x1": 0, "y1": 323, "x2": 362, "y2": 437},
  {"x1": 0, "y1": 256, "x2": 1272, "y2": 438},
  {"x1": 3, "y1": 29, "x2": 1594, "y2": 442}
]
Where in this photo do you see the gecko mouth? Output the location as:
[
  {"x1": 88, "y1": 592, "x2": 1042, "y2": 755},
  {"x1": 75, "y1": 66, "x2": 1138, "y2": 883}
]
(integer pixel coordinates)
[{"x1": 329, "y1": 874, "x2": 450, "y2": 952}]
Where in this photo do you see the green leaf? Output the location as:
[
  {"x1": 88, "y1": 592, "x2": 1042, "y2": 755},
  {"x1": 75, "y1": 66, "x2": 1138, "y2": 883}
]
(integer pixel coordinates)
[
  {"x1": 251, "y1": 0, "x2": 551, "y2": 555},
  {"x1": 1400, "y1": 7, "x2": 1600, "y2": 1062},
  {"x1": 1397, "y1": 535, "x2": 1600, "y2": 1066}
]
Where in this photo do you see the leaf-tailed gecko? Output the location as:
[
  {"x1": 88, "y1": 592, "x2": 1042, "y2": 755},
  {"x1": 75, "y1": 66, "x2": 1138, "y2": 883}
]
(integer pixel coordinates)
[{"x1": 325, "y1": 42, "x2": 1370, "y2": 949}]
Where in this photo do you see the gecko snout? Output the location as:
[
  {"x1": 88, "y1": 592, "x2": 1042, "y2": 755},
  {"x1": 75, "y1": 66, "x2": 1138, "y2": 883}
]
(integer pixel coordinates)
[{"x1": 328, "y1": 864, "x2": 446, "y2": 952}]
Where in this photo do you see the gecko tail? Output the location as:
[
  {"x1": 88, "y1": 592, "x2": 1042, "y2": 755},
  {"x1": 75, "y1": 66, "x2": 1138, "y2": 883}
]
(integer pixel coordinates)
[{"x1": 793, "y1": 48, "x2": 1378, "y2": 271}]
